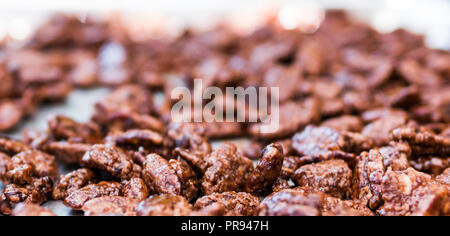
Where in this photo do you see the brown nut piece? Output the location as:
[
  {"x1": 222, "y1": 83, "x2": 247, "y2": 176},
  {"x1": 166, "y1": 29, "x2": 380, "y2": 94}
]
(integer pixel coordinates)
[
  {"x1": 168, "y1": 158, "x2": 199, "y2": 201},
  {"x1": 142, "y1": 154, "x2": 181, "y2": 196},
  {"x1": 42, "y1": 141, "x2": 91, "y2": 165},
  {"x1": 391, "y1": 126, "x2": 450, "y2": 157},
  {"x1": 377, "y1": 168, "x2": 449, "y2": 216},
  {"x1": 106, "y1": 129, "x2": 164, "y2": 150},
  {"x1": 136, "y1": 195, "x2": 193, "y2": 216},
  {"x1": 11, "y1": 203, "x2": 56, "y2": 216},
  {"x1": 0, "y1": 137, "x2": 30, "y2": 156},
  {"x1": 245, "y1": 143, "x2": 284, "y2": 194},
  {"x1": 362, "y1": 112, "x2": 408, "y2": 146},
  {"x1": 82, "y1": 196, "x2": 140, "y2": 216},
  {"x1": 201, "y1": 144, "x2": 254, "y2": 195},
  {"x1": 6, "y1": 150, "x2": 58, "y2": 185},
  {"x1": 0, "y1": 152, "x2": 10, "y2": 181},
  {"x1": 1, "y1": 177, "x2": 53, "y2": 215},
  {"x1": 168, "y1": 122, "x2": 211, "y2": 156},
  {"x1": 194, "y1": 191, "x2": 260, "y2": 216},
  {"x1": 64, "y1": 181, "x2": 122, "y2": 210},
  {"x1": 52, "y1": 168, "x2": 96, "y2": 200},
  {"x1": 81, "y1": 144, "x2": 136, "y2": 180},
  {"x1": 0, "y1": 100, "x2": 24, "y2": 132},
  {"x1": 292, "y1": 126, "x2": 369, "y2": 163},
  {"x1": 292, "y1": 159, "x2": 352, "y2": 198},
  {"x1": 121, "y1": 178, "x2": 150, "y2": 200},
  {"x1": 48, "y1": 115, "x2": 103, "y2": 143},
  {"x1": 258, "y1": 188, "x2": 322, "y2": 216}
]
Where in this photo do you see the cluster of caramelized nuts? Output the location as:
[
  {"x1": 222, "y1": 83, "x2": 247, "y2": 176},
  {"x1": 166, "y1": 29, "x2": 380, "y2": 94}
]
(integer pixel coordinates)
[{"x1": 0, "y1": 10, "x2": 449, "y2": 216}]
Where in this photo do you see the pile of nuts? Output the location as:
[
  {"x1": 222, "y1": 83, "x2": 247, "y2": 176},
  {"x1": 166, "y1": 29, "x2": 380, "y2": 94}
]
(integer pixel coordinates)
[{"x1": 0, "y1": 10, "x2": 449, "y2": 216}]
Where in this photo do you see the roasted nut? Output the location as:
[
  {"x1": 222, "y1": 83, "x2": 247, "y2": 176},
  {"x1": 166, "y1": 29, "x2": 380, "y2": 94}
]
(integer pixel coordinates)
[
  {"x1": 11, "y1": 203, "x2": 56, "y2": 216},
  {"x1": 52, "y1": 168, "x2": 96, "y2": 200},
  {"x1": 245, "y1": 143, "x2": 284, "y2": 194},
  {"x1": 292, "y1": 160, "x2": 352, "y2": 198},
  {"x1": 195, "y1": 192, "x2": 260, "y2": 216},
  {"x1": 83, "y1": 196, "x2": 139, "y2": 216},
  {"x1": 81, "y1": 144, "x2": 137, "y2": 180},
  {"x1": 64, "y1": 181, "x2": 122, "y2": 210},
  {"x1": 136, "y1": 195, "x2": 193, "y2": 216}
]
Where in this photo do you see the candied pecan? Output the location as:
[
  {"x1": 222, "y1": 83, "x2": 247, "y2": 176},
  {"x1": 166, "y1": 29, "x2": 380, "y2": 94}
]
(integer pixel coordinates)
[
  {"x1": 377, "y1": 168, "x2": 449, "y2": 216},
  {"x1": 52, "y1": 168, "x2": 96, "y2": 200},
  {"x1": 0, "y1": 138, "x2": 30, "y2": 156},
  {"x1": 11, "y1": 203, "x2": 56, "y2": 216},
  {"x1": 32, "y1": 81, "x2": 72, "y2": 102},
  {"x1": 194, "y1": 192, "x2": 260, "y2": 216},
  {"x1": 361, "y1": 108, "x2": 409, "y2": 123},
  {"x1": 292, "y1": 126, "x2": 368, "y2": 163},
  {"x1": 94, "y1": 85, "x2": 153, "y2": 116},
  {"x1": 121, "y1": 178, "x2": 149, "y2": 200},
  {"x1": 292, "y1": 126, "x2": 342, "y2": 159},
  {"x1": 66, "y1": 50, "x2": 98, "y2": 87},
  {"x1": 168, "y1": 122, "x2": 211, "y2": 156},
  {"x1": 351, "y1": 150, "x2": 385, "y2": 209},
  {"x1": 297, "y1": 41, "x2": 323, "y2": 75},
  {"x1": 92, "y1": 85, "x2": 157, "y2": 130},
  {"x1": 6, "y1": 150, "x2": 58, "y2": 185},
  {"x1": 176, "y1": 143, "x2": 253, "y2": 195},
  {"x1": 377, "y1": 85, "x2": 421, "y2": 109},
  {"x1": 281, "y1": 156, "x2": 303, "y2": 179},
  {"x1": 200, "y1": 122, "x2": 243, "y2": 139},
  {"x1": 378, "y1": 143, "x2": 411, "y2": 171},
  {"x1": 81, "y1": 144, "x2": 136, "y2": 180},
  {"x1": 106, "y1": 129, "x2": 164, "y2": 150},
  {"x1": 312, "y1": 80, "x2": 342, "y2": 99},
  {"x1": 0, "y1": 152, "x2": 10, "y2": 181},
  {"x1": 0, "y1": 100, "x2": 23, "y2": 132},
  {"x1": 42, "y1": 141, "x2": 91, "y2": 165},
  {"x1": 319, "y1": 97, "x2": 346, "y2": 117},
  {"x1": 320, "y1": 196, "x2": 374, "y2": 216},
  {"x1": 412, "y1": 88, "x2": 450, "y2": 123},
  {"x1": 398, "y1": 59, "x2": 441, "y2": 87},
  {"x1": 245, "y1": 143, "x2": 284, "y2": 194},
  {"x1": 142, "y1": 154, "x2": 181, "y2": 196},
  {"x1": 21, "y1": 129, "x2": 49, "y2": 149},
  {"x1": 168, "y1": 158, "x2": 199, "y2": 201},
  {"x1": 102, "y1": 112, "x2": 165, "y2": 133},
  {"x1": 292, "y1": 160, "x2": 352, "y2": 198},
  {"x1": 258, "y1": 188, "x2": 322, "y2": 216},
  {"x1": 272, "y1": 178, "x2": 290, "y2": 192},
  {"x1": 410, "y1": 156, "x2": 450, "y2": 176},
  {"x1": 136, "y1": 195, "x2": 193, "y2": 216},
  {"x1": 321, "y1": 115, "x2": 363, "y2": 132},
  {"x1": 30, "y1": 14, "x2": 108, "y2": 48},
  {"x1": 362, "y1": 112, "x2": 408, "y2": 146},
  {"x1": 0, "y1": 177, "x2": 53, "y2": 215},
  {"x1": 0, "y1": 65, "x2": 15, "y2": 99},
  {"x1": 249, "y1": 98, "x2": 320, "y2": 140},
  {"x1": 391, "y1": 126, "x2": 450, "y2": 157},
  {"x1": 342, "y1": 91, "x2": 371, "y2": 113},
  {"x1": 201, "y1": 144, "x2": 254, "y2": 195},
  {"x1": 82, "y1": 196, "x2": 139, "y2": 216},
  {"x1": 262, "y1": 65, "x2": 302, "y2": 103},
  {"x1": 64, "y1": 181, "x2": 122, "y2": 210},
  {"x1": 189, "y1": 203, "x2": 226, "y2": 216},
  {"x1": 48, "y1": 115, "x2": 103, "y2": 143}
]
